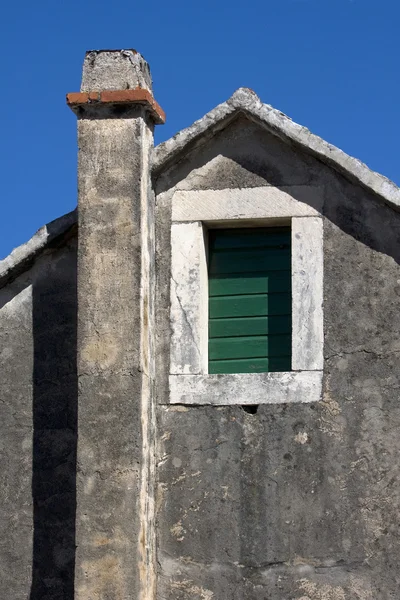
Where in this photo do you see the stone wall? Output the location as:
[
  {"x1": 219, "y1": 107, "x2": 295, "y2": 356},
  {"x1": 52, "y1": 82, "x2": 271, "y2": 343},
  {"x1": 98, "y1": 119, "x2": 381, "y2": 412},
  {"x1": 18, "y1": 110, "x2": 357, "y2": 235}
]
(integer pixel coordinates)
[
  {"x1": 0, "y1": 232, "x2": 77, "y2": 600},
  {"x1": 154, "y1": 116, "x2": 400, "y2": 599},
  {"x1": 1, "y1": 111, "x2": 400, "y2": 600}
]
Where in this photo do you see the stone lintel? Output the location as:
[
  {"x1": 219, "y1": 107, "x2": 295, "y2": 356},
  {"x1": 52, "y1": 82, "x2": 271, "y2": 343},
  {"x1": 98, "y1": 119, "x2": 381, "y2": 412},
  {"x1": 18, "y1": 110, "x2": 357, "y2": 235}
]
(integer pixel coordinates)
[{"x1": 67, "y1": 88, "x2": 166, "y2": 124}]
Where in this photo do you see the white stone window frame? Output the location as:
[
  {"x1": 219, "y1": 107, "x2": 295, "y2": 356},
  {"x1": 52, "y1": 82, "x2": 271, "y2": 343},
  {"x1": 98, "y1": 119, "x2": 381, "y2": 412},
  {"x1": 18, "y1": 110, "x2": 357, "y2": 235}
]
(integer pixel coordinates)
[{"x1": 169, "y1": 187, "x2": 323, "y2": 405}]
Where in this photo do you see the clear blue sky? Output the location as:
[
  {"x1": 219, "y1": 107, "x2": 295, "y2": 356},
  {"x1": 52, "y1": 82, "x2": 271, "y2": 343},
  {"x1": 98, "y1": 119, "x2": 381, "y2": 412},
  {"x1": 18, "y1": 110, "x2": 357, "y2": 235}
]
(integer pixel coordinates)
[{"x1": 0, "y1": 0, "x2": 398, "y2": 259}]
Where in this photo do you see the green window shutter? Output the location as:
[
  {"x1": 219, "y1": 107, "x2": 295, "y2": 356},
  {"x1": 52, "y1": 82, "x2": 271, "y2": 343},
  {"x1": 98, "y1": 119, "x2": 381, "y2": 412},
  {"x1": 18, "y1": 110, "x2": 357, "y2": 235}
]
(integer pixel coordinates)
[{"x1": 208, "y1": 227, "x2": 291, "y2": 374}]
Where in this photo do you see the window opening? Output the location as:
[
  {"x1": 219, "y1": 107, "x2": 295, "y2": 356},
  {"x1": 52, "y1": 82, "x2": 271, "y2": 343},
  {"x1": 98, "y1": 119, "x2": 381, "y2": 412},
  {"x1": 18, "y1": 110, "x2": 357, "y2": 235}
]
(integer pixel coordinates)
[{"x1": 208, "y1": 227, "x2": 291, "y2": 374}]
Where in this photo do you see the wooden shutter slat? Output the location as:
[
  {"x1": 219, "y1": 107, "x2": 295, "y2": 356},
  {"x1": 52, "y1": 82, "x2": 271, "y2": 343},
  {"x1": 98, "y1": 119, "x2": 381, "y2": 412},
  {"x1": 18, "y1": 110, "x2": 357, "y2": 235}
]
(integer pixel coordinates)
[
  {"x1": 208, "y1": 227, "x2": 292, "y2": 374},
  {"x1": 209, "y1": 227, "x2": 290, "y2": 250},
  {"x1": 209, "y1": 273, "x2": 291, "y2": 297},
  {"x1": 209, "y1": 335, "x2": 291, "y2": 360},
  {"x1": 209, "y1": 293, "x2": 291, "y2": 319},
  {"x1": 209, "y1": 356, "x2": 291, "y2": 375},
  {"x1": 209, "y1": 248, "x2": 290, "y2": 275},
  {"x1": 209, "y1": 315, "x2": 291, "y2": 338}
]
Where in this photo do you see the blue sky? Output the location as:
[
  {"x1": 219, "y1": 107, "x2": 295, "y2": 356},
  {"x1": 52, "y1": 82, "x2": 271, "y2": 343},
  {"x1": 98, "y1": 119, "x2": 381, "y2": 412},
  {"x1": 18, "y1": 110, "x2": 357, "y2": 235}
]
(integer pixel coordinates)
[{"x1": 0, "y1": 0, "x2": 398, "y2": 259}]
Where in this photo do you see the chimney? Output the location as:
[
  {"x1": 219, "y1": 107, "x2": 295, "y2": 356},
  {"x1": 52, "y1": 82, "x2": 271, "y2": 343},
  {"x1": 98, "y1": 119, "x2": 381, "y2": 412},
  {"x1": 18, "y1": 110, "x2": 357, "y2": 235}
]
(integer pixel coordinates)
[{"x1": 67, "y1": 50, "x2": 164, "y2": 600}]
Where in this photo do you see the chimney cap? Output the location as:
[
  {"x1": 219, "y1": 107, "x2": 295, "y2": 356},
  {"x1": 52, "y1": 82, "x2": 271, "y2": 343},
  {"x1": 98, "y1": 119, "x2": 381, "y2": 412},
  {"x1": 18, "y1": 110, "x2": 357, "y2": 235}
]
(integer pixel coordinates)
[{"x1": 80, "y1": 49, "x2": 152, "y2": 93}]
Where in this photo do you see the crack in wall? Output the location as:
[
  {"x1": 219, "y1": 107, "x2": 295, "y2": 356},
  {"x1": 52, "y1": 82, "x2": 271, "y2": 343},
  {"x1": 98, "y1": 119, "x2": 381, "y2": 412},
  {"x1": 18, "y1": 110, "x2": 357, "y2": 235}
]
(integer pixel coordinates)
[{"x1": 171, "y1": 274, "x2": 201, "y2": 363}]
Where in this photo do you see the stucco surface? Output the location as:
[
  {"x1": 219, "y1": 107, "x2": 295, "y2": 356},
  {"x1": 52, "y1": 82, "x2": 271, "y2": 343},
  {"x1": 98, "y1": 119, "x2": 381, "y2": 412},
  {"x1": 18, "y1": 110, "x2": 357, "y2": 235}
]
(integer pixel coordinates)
[
  {"x1": 75, "y1": 111, "x2": 156, "y2": 600},
  {"x1": 0, "y1": 236, "x2": 77, "y2": 600},
  {"x1": 155, "y1": 116, "x2": 400, "y2": 599}
]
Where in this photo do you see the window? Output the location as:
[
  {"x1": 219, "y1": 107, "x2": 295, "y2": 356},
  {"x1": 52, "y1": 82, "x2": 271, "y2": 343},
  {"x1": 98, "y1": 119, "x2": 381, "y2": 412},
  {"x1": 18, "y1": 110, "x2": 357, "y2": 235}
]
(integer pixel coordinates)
[
  {"x1": 208, "y1": 227, "x2": 292, "y2": 374},
  {"x1": 168, "y1": 187, "x2": 323, "y2": 406}
]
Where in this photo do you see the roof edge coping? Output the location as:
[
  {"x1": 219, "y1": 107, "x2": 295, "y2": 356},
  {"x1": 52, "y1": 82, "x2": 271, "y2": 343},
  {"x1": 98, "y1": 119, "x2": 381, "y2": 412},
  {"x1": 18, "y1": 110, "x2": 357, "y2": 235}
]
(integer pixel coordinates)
[
  {"x1": 0, "y1": 209, "x2": 77, "y2": 290},
  {"x1": 153, "y1": 87, "x2": 400, "y2": 211},
  {"x1": 2, "y1": 88, "x2": 400, "y2": 288}
]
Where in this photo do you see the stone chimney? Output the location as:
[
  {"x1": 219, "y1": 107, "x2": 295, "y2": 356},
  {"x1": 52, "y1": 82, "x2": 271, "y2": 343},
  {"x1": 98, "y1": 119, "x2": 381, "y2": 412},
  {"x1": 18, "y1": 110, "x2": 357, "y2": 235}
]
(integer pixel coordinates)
[{"x1": 67, "y1": 50, "x2": 164, "y2": 600}]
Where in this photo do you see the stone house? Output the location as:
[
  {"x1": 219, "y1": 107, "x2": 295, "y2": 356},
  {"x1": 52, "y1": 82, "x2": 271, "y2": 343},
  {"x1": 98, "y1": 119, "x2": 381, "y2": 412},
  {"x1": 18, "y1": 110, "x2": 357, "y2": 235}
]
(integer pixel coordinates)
[{"x1": 1, "y1": 49, "x2": 400, "y2": 599}]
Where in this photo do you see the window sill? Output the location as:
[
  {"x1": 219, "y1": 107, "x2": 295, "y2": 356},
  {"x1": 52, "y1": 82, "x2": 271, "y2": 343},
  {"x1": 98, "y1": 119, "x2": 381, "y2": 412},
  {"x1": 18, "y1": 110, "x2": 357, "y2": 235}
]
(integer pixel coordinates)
[{"x1": 168, "y1": 370, "x2": 323, "y2": 405}]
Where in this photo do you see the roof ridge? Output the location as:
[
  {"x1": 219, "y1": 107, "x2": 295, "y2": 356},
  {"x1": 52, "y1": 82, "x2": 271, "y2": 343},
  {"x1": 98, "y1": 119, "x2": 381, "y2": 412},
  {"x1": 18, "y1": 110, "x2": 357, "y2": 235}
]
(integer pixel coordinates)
[
  {"x1": 153, "y1": 87, "x2": 400, "y2": 211},
  {"x1": 2, "y1": 88, "x2": 399, "y2": 289}
]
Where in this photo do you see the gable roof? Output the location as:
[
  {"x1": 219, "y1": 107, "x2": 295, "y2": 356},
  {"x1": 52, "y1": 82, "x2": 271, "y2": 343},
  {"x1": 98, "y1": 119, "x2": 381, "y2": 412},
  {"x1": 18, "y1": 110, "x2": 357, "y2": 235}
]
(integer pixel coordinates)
[
  {"x1": 1, "y1": 88, "x2": 399, "y2": 289},
  {"x1": 153, "y1": 88, "x2": 400, "y2": 211},
  {"x1": 0, "y1": 210, "x2": 76, "y2": 289}
]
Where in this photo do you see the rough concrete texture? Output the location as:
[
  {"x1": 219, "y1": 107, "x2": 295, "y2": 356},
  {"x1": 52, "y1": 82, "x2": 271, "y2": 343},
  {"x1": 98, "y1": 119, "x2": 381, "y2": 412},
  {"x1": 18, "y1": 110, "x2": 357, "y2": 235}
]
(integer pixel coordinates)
[
  {"x1": 155, "y1": 116, "x2": 400, "y2": 598},
  {"x1": 80, "y1": 49, "x2": 152, "y2": 93},
  {"x1": 75, "y1": 108, "x2": 156, "y2": 600},
  {"x1": 0, "y1": 234, "x2": 77, "y2": 600}
]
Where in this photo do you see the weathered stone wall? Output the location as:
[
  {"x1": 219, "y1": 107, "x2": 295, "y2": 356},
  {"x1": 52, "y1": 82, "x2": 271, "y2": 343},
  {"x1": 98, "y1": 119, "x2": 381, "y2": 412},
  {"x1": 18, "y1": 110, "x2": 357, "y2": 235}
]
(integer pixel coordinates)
[
  {"x1": 1, "y1": 110, "x2": 400, "y2": 600},
  {"x1": 73, "y1": 48, "x2": 158, "y2": 600},
  {"x1": 155, "y1": 116, "x2": 400, "y2": 599},
  {"x1": 0, "y1": 234, "x2": 77, "y2": 600}
]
